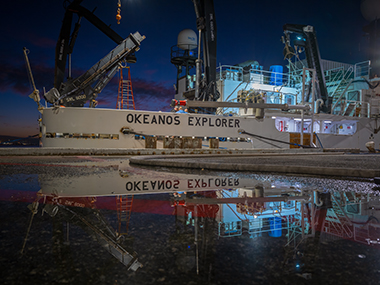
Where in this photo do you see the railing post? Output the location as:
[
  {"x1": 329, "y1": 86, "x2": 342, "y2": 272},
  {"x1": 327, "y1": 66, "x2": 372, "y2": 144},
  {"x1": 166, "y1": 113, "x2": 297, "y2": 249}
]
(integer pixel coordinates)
[
  {"x1": 311, "y1": 69, "x2": 316, "y2": 145},
  {"x1": 301, "y1": 67, "x2": 306, "y2": 146}
]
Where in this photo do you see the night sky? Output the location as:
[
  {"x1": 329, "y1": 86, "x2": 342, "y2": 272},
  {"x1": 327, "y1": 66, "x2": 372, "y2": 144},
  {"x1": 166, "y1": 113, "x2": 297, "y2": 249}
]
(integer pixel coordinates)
[{"x1": 0, "y1": 0, "x2": 370, "y2": 137}]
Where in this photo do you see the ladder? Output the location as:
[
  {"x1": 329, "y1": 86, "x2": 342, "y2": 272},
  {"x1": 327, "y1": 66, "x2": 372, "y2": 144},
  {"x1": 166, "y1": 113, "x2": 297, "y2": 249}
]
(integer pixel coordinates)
[
  {"x1": 117, "y1": 66, "x2": 135, "y2": 110},
  {"x1": 116, "y1": 195, "x2": 134, "y2": 236},
  {"x1": 323, "y1": 194, "x2": 353, "y2": 239},
  {"x1": 342, "y1": 102, "x2": 356, "y2": 116}
]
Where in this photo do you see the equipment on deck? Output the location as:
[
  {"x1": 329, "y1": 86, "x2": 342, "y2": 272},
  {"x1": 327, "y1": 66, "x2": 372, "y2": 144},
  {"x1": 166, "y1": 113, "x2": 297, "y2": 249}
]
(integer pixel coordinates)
[
  {"x1": 45, "y1": 0, "x2": 144, "y2": 107},
  {"x1": 283, "y1": 24, "x2": 330, "y2": 113}
]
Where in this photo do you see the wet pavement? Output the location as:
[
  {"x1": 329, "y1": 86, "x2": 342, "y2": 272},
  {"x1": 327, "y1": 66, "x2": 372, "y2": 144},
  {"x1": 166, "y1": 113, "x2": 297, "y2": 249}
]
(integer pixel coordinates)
[
  {"x1": 130, "y1": 152, "x2": 380, "y2": 178},
  {"x1": 1, "y1": 155, "x2": 380, "y2": 284}
]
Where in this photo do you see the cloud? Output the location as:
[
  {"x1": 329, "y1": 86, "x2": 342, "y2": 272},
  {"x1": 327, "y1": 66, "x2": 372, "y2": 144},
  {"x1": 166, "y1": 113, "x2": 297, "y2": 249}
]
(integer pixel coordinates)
[
  {"x1": 96, "y1": 77, "x2": 175, "y2": 111},
  {"x1": 143, "y1": 69, "x2": 158, "y2": 77},
  {"x1": 0, "y1": 50, "x2": 174, "y2": 112},
  {"x1": 28, "y1": 34, "x2": 56, "y2": 49},
  {"x1": 0, "y1": 56, "x2": 54, "y2": 96}
]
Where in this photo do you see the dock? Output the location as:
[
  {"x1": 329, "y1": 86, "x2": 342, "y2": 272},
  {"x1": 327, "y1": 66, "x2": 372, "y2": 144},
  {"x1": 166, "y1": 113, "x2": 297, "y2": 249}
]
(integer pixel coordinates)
[{"x1": 0, "y1": 147, "x2": 379, "y2": 179}]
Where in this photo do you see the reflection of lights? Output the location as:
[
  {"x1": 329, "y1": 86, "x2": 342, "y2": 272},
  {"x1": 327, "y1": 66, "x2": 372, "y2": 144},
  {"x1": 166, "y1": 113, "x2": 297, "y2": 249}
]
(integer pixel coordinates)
[{"x1": 254, "y1": 215, "x2": 258, "y2": 218}]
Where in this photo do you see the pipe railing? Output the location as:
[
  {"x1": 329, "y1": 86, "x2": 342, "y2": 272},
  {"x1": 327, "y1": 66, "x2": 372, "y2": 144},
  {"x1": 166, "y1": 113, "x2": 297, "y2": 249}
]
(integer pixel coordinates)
[{"x1": 216, "y1": 64, "x2": 302, "y2": 88}]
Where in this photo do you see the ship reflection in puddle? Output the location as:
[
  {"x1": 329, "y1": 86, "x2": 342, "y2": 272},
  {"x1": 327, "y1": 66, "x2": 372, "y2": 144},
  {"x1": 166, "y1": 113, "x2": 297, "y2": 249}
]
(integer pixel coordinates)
[{"x1": 21, "y1": 162, "x2": 380, "y2": 282}]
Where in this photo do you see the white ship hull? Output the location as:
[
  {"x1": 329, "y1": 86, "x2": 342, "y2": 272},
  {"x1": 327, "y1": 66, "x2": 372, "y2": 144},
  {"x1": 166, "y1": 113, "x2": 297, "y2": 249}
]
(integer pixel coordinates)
[{"x1": 40, "y1": 107, "x2": 380, "y2": 151}]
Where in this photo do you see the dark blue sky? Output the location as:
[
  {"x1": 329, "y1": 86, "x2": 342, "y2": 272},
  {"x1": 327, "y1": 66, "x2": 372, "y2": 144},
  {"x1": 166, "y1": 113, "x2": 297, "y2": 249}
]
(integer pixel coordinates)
[{"x1": 0, "y1": 0, "x2": 370, "y2": 137}]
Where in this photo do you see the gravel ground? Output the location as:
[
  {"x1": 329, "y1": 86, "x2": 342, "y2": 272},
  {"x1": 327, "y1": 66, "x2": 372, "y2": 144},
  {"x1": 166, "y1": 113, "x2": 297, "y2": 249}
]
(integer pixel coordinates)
[{"x1": 158, "y1": 153, "x2": 380, "y2": 169}]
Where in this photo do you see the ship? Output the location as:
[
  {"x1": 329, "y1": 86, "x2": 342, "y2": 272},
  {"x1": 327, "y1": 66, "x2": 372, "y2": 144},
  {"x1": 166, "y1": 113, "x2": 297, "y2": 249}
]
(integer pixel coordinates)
[{"x1": 25, "y1": 0, "x2": 380, "y2": 151}]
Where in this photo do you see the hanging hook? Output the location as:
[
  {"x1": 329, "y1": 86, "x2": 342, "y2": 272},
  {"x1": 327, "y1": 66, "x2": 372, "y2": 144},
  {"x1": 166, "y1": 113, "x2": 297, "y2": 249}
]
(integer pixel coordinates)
[{"x1": 116, "y1": 0, "x2": 122, "y2": 24}]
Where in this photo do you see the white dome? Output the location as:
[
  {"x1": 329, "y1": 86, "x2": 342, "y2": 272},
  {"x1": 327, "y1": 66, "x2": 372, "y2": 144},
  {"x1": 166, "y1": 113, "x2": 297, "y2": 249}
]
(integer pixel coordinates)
[
  {"x1": 177, "y1": 29, "x2": 197, "y2": 50},
  {"x1": 361, "y1": 0, "x2": 380, "y2": 22}
]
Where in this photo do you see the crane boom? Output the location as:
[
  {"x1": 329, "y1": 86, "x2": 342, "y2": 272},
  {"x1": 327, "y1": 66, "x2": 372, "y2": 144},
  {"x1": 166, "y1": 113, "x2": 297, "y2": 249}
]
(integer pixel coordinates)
[
  {"x1": 55, "y1": 0, "x2": 124, "y2": 90},
  {"x1": 283, "y1": 24, "x2": 330, "y2": 113},
  {"x1": 23, "y1": 47, "x2": 42, "y2": 111},
  {"x1": 45, "y1": 0, "x2": 145, "y2": 107},
  {"x1": 192, "y1": 0, "x2": 218, "y2": 102},
  {"x1": 45, "y1": 32, "x2": 145, "y2": 107}
]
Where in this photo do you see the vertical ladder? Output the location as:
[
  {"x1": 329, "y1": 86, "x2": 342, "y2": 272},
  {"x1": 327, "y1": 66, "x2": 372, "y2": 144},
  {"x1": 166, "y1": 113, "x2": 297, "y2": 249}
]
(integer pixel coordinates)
[
  {"x1": 117, "y1": 66, "x2": 136, "y2": 110},
  {"x1": 116, "y1": 195, "x2": 134, "y2": 236}
]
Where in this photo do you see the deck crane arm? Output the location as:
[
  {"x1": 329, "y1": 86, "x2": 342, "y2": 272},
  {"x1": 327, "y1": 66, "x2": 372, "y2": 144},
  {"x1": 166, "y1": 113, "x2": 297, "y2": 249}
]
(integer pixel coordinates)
[
  {"x1": 283, "y1": 24, "x2": 330, "y2": 113},
  {"x1": 192, "y1": 0, "x2": 219, "y2": 102},
  {"x1": 48, "y1": 0, "x2": 145, "y2": 107},
  {"x1": 45, "y1": 32, "x2": 145, "y2": 107},
  {"x1": 54, "y1": 0, "x2": 124, "y2": 91}
]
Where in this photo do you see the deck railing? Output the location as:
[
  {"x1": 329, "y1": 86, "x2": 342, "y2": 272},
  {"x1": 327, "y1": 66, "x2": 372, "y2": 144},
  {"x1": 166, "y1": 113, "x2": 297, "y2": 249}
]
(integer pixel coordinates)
[
  {"x1": 216, "y1": 65, "x2": 302, "y2": 88},
  {"x1": 331, "y1": 99, "x2": 370, "y2": 117},
  {"x1": 354, "y1": 61, "x2": 371, "y2": 78}
]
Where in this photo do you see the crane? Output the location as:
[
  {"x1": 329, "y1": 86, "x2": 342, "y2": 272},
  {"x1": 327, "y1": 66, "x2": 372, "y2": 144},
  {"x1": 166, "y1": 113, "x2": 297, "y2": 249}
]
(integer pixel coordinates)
[
  {"x1": 23, "y1": 47, "x2": 42, "y2": 112},
  {"x1": 283, "y1": 24, "x2": 330, "y2": 113},
  {"x1": 192, "y1": 0, "x2": 219, "y2": 104},
  {"x1": 44, "y1": 0, "x2": 145, "y2": 107}
]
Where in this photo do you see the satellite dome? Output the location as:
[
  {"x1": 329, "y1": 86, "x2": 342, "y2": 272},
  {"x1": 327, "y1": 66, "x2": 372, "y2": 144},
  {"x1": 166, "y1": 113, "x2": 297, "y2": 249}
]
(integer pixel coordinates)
[
  {"x1": 177, "y1": 29, "x2": 197, "y2": 50},
  {"x1": 361, "y1": 0, "x2": 380, "y2": 22}
]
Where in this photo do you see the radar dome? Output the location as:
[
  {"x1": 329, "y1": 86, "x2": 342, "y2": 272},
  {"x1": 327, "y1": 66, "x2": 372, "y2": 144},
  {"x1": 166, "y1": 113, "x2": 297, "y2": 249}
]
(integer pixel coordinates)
[
  {"x1": 177, "y1": 29, "x2": 197, "y2": 50},
  {"x1": 361, "y1": 0, "x2": 380, "y2": 22}
]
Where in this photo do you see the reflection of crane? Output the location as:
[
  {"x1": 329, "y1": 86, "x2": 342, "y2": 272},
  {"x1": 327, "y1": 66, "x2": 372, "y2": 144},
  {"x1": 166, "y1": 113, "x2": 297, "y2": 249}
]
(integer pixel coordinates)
[
  {"x1": 33, "y1": 196, "x2": 142, "y2": 271},
  {"x1": 171, "y1": 188, "x2": 317, "y2": 277},
  {"x1": 171, "y1": 191, "x2": 219, "y2": 275},
  {"x1": 116, "y1": 195, "x2": 134, "y2": 236}
]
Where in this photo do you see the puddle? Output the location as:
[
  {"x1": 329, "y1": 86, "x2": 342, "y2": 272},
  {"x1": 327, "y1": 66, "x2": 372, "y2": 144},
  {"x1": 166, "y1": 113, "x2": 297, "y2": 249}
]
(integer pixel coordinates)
[{"x1": 1, "y1": 158, "x2": 379, "y2": 284}]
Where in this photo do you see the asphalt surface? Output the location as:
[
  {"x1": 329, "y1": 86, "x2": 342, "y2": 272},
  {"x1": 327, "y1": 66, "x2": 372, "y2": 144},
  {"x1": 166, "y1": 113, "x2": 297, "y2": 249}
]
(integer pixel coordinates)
[
  {"x1": 129, "y1": 152, "x2": 380, "y2": 178},
  {"x1": 0, "y1": 148, "x2": 379, "y2": 178}
]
